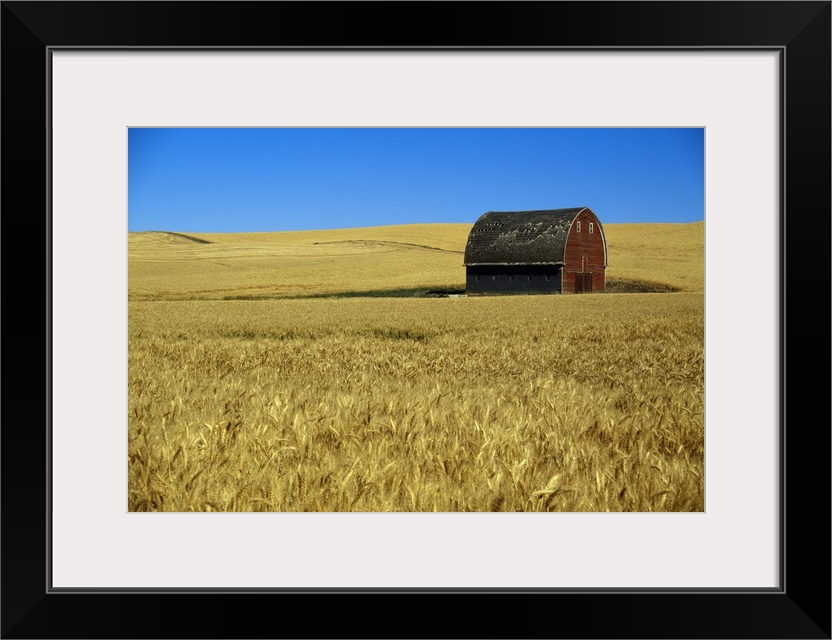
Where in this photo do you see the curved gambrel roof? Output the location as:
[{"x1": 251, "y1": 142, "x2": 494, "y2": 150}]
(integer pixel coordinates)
[{"x1": 464, "y1": 207, "x2": 602, "y2": 266}]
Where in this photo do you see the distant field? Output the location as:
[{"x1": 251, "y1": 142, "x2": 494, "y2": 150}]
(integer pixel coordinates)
[
  {"x1": 128, "y1": 221, "x2": 703, "y2": 300},
  {"x1": 128, "y1": 221, "x2": 704, "y2": 512}
]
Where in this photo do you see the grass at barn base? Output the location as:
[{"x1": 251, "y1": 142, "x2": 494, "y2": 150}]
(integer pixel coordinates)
[{"x1": 129, "y1": 221, "x2": 704, "y2": 511}]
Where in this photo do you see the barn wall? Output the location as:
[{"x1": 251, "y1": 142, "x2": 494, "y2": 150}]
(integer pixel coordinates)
[
  {"x1": 563, "y1": 209, "x2": 606, "y2": 293},
  {"x1": 466, "y1": 265, "x2": 562, "y2": 294}
]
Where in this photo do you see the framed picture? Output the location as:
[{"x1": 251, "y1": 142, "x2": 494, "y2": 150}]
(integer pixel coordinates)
[{"x1": 3, "y1": 2, "x2": 828, "y2": 638}]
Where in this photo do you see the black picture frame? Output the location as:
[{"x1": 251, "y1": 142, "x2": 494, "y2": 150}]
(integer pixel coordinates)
[{"x1": 2, "y1": 2, "x2": 829, "y2": 638}]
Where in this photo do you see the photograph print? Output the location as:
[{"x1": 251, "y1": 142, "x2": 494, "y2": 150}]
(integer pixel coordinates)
[{"x1": 128, "y1": 127, "x2": 704, "y2": 512}]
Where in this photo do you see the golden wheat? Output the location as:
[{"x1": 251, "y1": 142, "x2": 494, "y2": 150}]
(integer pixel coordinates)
[
  {"x1": 128, "y1": 221, "x2": 704, "y2": 511},
  {"x1": 128, "y1": 292, "x2": 703, "y2": 512}
]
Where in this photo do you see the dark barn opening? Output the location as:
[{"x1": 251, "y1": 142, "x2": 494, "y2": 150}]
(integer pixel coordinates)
[
  {"x1": 465, "y1": 264, "x2": 562, "y2": 294},
  {"x1": 464, "y1": 207, "x2": 608, "y2": 295}
]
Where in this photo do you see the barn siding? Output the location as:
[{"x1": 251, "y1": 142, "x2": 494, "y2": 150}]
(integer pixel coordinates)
[
  {"x1": 563, "y1": 209, "x2": 606, "y2": 293},
  {"x1": 466, "y1": 265, "x2": 562, "y2": 294}
]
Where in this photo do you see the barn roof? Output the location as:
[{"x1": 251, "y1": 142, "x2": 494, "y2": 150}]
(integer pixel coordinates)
[{"x1": 464, "y1": 207, "x2": 591, "y2": 266}]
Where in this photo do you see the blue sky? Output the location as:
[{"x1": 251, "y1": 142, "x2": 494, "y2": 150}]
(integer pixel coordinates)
[{"x1": 128, "y1": 128, "x2": 704, "y2": 232}]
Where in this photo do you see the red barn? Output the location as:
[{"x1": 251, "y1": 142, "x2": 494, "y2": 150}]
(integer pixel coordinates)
[{"x1": 464, "y1": 207, "x2": 608, "y2": 294}]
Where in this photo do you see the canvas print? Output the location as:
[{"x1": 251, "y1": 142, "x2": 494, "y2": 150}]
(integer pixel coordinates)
[{"x1": 128, "y1": 127, "x2": 704, "y2": 512}]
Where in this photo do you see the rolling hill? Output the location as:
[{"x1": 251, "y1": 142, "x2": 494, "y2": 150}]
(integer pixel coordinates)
[{"x1": 128, "y1": 221, "x2": 704, "y2": 300}]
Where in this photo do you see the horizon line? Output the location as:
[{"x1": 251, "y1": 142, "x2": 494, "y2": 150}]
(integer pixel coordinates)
[{"x1": 128, "y1": 219, "x2": 706, "y2": 234}]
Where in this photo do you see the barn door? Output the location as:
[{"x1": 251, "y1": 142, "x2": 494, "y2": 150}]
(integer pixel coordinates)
[{"x1": 583, "y1": 273, "x2": 593, "y2": 293}]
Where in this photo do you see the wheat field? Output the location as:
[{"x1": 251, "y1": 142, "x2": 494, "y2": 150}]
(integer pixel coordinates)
[{"x1": 128, "y1": 221, "x2": 704, "y2": 511}]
